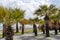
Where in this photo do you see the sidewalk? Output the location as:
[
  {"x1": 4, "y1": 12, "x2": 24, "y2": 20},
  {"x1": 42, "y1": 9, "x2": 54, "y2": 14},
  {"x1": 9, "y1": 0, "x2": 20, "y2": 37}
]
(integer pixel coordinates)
[{"x1": 0, "y1": 31, "x2": 60, "y2": 40}]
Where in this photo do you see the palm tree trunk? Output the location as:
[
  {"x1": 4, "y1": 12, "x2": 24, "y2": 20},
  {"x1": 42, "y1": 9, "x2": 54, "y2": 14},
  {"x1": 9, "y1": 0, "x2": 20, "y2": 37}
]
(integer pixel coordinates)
[
  {"x1": 2, "y1": 24, "x2": 6, "y2": 38},
  {"x1": 5, "y1": 25, "x2": 13, "y2": 40},
  {"x1": 21, "y1": 24, "x2": 24, "y2": 34},
  {"x1": 55, "y1": 28, "x2": 58, "y2": 35},
  {"x1": 41, "y1": 25, "x2": 45, "y2": 34},
  {"x1": 16, "y1": 22, "x2": 19, "y2": 33},
  {"x1": 46, "y1": 23, "x2": 50, "y2": 37},
  {"x1": 33, "y1": 23, "x2": 37, "y2": 36},
  {"x1": 58, "y1": 23, "x2": 60, "y2": 32}
]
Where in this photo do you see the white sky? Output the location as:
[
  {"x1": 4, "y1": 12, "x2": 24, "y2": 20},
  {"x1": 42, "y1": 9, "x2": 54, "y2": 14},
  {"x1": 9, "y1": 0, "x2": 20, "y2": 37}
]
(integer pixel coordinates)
[{"x1": 0, "y1": 0, "x2": 60, "y2": 19}]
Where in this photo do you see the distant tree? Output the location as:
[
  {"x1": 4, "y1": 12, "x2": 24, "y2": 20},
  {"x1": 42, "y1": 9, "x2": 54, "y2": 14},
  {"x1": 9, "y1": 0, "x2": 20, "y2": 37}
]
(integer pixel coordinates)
[{"x1": 12, "y1": 8, "x2": 25, "y2": 33}]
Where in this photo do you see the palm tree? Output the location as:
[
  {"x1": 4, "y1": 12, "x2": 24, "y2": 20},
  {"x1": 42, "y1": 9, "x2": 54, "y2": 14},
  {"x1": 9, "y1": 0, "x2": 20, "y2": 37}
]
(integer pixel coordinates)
[
  {"x1": 12, "y1": 8, "x2": 25, "y2": 33},
  {"x1": 0, "y1": 6, "x2": 25, "y2": 39},
  {"x1": 20, "y1": 19, "x2": 29, "y2": 34},
  {"x1": 35, "y1": 5, "x2": 49, "y2": 37},
  {"x1": 5, "y1": 7, "x2": 25, "y2": 40},
  {"x1": 34, "y1": 4, "x2": 58, "y2": 37},
  {"x1": 0, "y1": 7, "x2": 14, "y2": 40},
  {"x1": 50, "y1": 12, "x2": 59, "y2": 35},
  {"x1": 29, "y1": 17, "x2": 39, "y2": 36},
  {"x1": 4, "y1": 8, "x2": 15, "y2": 40}
]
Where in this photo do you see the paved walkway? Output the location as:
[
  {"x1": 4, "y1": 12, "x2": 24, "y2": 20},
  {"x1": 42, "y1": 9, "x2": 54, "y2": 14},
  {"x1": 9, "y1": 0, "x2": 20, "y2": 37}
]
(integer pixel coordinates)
[{"x1": 0, "y1": 31, "x2": 60, "y2": 40}]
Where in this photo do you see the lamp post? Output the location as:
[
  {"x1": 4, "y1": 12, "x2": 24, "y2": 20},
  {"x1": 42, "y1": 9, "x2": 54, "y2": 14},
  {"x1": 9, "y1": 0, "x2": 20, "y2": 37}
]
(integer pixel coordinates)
[{"x1": 44, "y1": 14, "x2": 50, "y2": 37}]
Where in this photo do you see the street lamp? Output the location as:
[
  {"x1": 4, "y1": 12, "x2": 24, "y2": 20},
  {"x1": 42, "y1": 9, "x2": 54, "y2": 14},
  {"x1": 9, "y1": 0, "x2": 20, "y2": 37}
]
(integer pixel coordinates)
[{"x1": 44, "y1": 14, "x2": 50, "y2": 37}]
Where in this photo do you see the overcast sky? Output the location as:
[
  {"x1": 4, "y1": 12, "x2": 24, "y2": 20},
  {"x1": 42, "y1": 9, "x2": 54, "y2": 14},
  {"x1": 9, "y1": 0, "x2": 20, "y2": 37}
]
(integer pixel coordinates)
[{"x1": 0, "y1": 0, "x2": 60, "y2": 19}]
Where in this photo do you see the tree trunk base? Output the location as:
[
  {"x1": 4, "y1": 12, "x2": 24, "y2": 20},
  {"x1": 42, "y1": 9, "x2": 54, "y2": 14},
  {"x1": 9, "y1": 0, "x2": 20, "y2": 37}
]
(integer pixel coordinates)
[
  {"x1": 46, "y1": 23, "x2": 50, "y2": 37},
  {"x1": 55, "y1": 29, "x2": 58, "y2": 35},
  {"x1": 59, "y1": 27, "x2": 60, "y2": 32},
  {"x1": 21, "y1": 24, "x2": 24, "y2": 35},
  {"x1": 5, "y1": 25, "x2": 13, "y2": 40},
  {"x1": 16, "y1": 22, "x2": 19, "y2": 33},
  {"x1": 46, "y1": 30, "x2": 50, "y2": 37},
  {"x1": 42, "y1": 30, "x2": 45, "y2": 34},
  {"x1": 34, "y1": 31, "x2": 37, "y2": 36}
]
